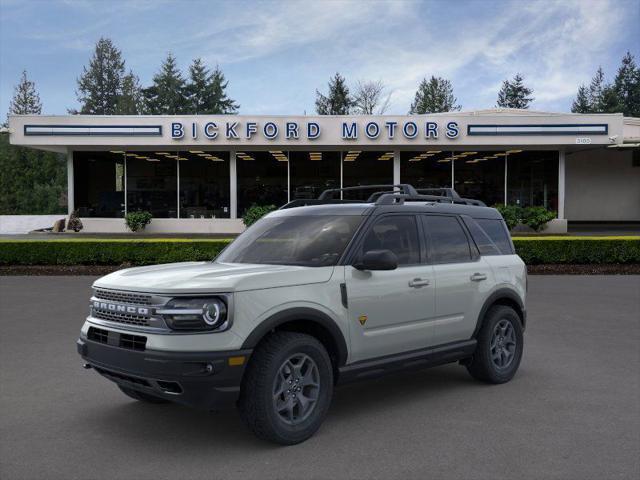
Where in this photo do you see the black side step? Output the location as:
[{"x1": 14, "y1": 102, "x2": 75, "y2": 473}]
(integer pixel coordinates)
[{"x1": 337, "y1": 339, "x2": 477, "y2": 384}]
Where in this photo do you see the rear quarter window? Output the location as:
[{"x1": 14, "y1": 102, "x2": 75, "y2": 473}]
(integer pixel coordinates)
[{"x1": 475, "y1": 218, "x2": 514, "y2": 255}]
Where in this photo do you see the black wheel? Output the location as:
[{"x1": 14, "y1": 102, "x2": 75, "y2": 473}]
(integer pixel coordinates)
[
  {"x1": 239, "y1": 331, "x2": 334, "y2": 445},
  {"x1": 466, "y1": 305, "x2": 523, "y2": 384},
  {"x1": 118, "y1": 385, "x2": 169, "y2": 404}
]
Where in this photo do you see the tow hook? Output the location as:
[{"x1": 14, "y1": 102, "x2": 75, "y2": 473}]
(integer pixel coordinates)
[{"x1": 83, "y1": 363, "x2": 92, "y2": 370}]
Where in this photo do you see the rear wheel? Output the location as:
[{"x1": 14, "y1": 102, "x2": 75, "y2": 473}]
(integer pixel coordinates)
[
  {"x1": 466, "y1": 305, "x2": 523, "y2": 384},
  {"x1": 239, "y1": 331, "x2": 334, "y2": 445},
  {"x1": 118, "y1": 385, "x2": 169, "y2": 404}
]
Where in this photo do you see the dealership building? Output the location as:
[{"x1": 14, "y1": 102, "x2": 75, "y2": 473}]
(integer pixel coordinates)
[{"x1": 8, "y1": 109, "x2": 640, "y2": 233}]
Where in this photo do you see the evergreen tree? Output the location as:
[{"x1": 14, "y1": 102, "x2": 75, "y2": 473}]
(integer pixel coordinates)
[
  {"x1": 587, "y1": 67, "x2": 607, "y2": 112},
  {"x1": 185, "y1": 59, "x2": 239, "y2": 114},
  {"x1": 409, "y1": 76, "x2": 460, "y2": 114},
  {"x1": 143, "y1": 53, "x2": 188, "y2": 114},
  {"x1": 315, "y1": 73, "x2": 353, "y2": 115},
  {"x1": 613, "y1": 51, "x2": 640, "y2": 117},
  {"x1": 8, "y1": 70, "x2": 42, "y2": 116},
  {"x1": 207, "y1": 65, "x2": 239, "y2": 114},
  {"x1": 116, "y1": 71, "x2": 144, "y2": 114},
  {"x1": 496, "y1": 74, "x2": 534, "y2": 109},
  {"x1": 75, "y1": 37, "x2": 126, "y2": 114},
  {"x1": 571, "y1": 85, "x2": 591, "y2": 113}
]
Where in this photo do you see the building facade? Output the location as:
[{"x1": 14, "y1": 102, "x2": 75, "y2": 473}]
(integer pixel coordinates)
[{"x1": 8, "y1": 109, "x2": 640, "y2": 233}]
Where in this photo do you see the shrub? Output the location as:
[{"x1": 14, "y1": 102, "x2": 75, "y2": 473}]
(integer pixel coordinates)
[
  {"x1": 125, "y1": 211, "x2": 153, "y2": 232},
  {"x1": 67, "y1": 210, "x2": 83, "y2": 232},
  {"x1": 494, "y1": 204, "x2": 521, "y2": 230},
  {"x1": 512, "y1": 237, "x2": 640, "y2": 264},
  {"x1": 242, "y1": 204, "x2": 276, "y2": 227},
  {"x1": 521, "y1": 206, "x2": 557, "y2": 232},
  {"x1": 493, "y1": 204, "x2": 556, "y2": 231}
]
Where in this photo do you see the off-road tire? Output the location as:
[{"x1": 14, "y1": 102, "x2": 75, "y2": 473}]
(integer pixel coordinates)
[
  {"x1": 238, "y1": 331, "x2": 334, "y2": 445},
  {"x1": 118, "y1": 385, "x2": 169, "y2": 404},
  {"x1": 466, "y1": 305, "x2": 523, "y2": 384}
]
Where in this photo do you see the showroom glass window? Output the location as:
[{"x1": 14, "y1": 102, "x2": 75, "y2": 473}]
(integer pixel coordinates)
[
  {"x1": 236, "y1": 151, "x2": 288, "y2": 215},
  {"x1": 178, "y1": 151, "x2": 230, "y2": 218},
  {"x1": 401, "y1": 150, "x2": 452, "y2": 191},
  {"x1": 453, "y1": 151, "x2": 505, "y2": 207},
  {"x1": 507, "y1": 151, "x2": 558, "y2": 210},
  {"x1": 289, "y1": 151, "x2": 340, "y2": 200},
  {"x1": 342, "y1": 151, "x2": 394, "y2": 200},
  {"x1": 73, "y1": 151, "x2": 125, "y2": 217},
  {"x1": 126, "y1": 152, "x2": 177, "y2": 218}
]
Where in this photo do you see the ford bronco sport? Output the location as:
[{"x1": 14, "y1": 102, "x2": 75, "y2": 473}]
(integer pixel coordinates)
[{"x1": 77, "y1": 184, "x2": 526, "y2": 444}]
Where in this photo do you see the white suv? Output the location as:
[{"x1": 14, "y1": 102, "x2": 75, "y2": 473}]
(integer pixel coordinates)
[{"x1": 77, "y1": 185, "x2": 526, "y2": 444}]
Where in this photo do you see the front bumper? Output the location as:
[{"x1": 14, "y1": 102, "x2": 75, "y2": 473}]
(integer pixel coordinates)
[{"x1": 77, "y1": 337, "x2": 252, "y2": 411}]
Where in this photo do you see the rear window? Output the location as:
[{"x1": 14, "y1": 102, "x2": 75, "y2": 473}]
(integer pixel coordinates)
[
  {"x1": 423, "y1": 215, "x2": 472, "y2": 264},
  {"x1": 475, "y1": 219, "x2": 513, "y2": 255}
]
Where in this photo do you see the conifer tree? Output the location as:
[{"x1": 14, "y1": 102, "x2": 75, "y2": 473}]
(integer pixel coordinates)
[
  {"x1": 75, "y1": 37, "x2": 126, "y2": 114},
  {"x1": 315, "y1": 73, "x2": 353, "y2": 115},
  {"x1": 613, "y1": 51, "x2": 640, "y2": 117},
  {"x1": 185, "y1": 59, "x2": 239, "y2": 114},
  {"x1": 409, "y1": 76, "x2": 460, "y2": 114},
  {"x1": 143, "y1": 53, "x2": 188, "y2": 114},
  {"x1": 496, "y1": 74, "x2": 534, "y2": 109},
  {"x1": 571, "y1": 85, "x2": 591, "y2": 113},
  {"x1": 8, "y1": 70, "x2": 42, "y2": 116},
  {"x1": 116, "y1": 71, "x2": 144, "y2": 115}
]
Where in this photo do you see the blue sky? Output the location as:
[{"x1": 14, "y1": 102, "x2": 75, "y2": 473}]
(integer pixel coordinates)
[{"x1": 1, "y1": 0, "x2": 638, "y2": 117}]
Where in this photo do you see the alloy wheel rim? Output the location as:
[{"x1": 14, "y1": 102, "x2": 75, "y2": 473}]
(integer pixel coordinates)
[
  {"x1": 490, "y1": 319, "x2": 517, "y2": 369},
  {"x1": 272, "y1": 353, "x2": 320, "y2": 425}
]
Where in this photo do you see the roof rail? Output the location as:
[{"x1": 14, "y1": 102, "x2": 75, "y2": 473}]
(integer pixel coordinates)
[
  {"x1": 279, "y1": 184, "x2": 485, "y2": 209},
  {"x1": 318, "y1": 184, "x2": 418, "y2": 200}
]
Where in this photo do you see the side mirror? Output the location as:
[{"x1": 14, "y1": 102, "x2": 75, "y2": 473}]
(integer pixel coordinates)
[{"x1": 354, "y1": 249, "x2": 398, "y2": 271}]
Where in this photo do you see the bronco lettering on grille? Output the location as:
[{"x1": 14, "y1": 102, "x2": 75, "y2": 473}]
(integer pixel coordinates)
[{"x1": 93, "y1": 301, "x2": 149, "y2": 316}]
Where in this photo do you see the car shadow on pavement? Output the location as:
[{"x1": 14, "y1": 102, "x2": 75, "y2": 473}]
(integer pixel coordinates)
[{"x1": 78, "y1": 363, "x2": 485, "y2": 450}]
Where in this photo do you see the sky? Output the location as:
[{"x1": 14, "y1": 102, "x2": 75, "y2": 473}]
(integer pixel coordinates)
[{"x1": 0, "y1": 0, "x2": 638, "y2": 117}]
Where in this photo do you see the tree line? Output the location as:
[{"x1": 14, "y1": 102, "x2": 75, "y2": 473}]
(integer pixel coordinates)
[{"x1": 1, "y1": 37, "x2": 638, "y2": 215}]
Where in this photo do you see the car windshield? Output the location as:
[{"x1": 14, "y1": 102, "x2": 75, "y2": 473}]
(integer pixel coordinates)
[{"x1": 216, "y1": 215, "x2": 363, "y2": 267}]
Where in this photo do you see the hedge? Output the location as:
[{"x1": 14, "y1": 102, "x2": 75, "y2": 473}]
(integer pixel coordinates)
[
  {"x1": 0, "y1": 239, "x2": 231, "y2": 266},
  {"x1": 0, "y1": 237, "x2": 638, "y2": 266},
  {"x1": 512, "y1": 237, "x2": 640, "y2": 264}
]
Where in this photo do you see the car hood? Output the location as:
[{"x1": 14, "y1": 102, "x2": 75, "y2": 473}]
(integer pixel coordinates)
[{"x1": 93, "y1": 262, "x2": 335, "y2": 294}]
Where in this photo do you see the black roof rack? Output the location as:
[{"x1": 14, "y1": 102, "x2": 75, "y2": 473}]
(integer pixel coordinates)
[{"x1": 279, "y1": 184, "x2": 485, "y2": 210}]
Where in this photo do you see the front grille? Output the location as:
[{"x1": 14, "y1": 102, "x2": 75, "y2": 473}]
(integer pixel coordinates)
[
  {"x1": 94, "y1": 289, "x2": 152, "y2": 305},
  {"x1": 120, "y1": 333, "x2": 146, "y2": 351},
  {"x1": 92, "y1": 309, "x2": 150, "y2": 327},
  {"x1": 87, "y1": 326, "x2": 108, "y2": 344},
  {"x1": 87, "y1": 326, "x2": 147, "y2": 351}
]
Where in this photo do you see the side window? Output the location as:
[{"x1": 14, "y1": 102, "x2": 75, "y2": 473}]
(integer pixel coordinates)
[
  {"x1": 462, "y1": 216, "x2": 501, "y2": 256},
  {"x1": 423, "y1": 215, "x2": 472, "y2": 264},
  {"x1": 360, "y1": 215, "x2": 420, "y2": 266},
  {"x1": 476, "y1": 219, "x2": 514, "y2": 254}
]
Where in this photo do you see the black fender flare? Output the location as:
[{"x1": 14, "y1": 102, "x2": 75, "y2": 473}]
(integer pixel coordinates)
[
  {"x1": 241, "y1": 307, "x2": 349, "y2": 366},
  {"x1": 472, "y1": 288, "x2": 526, "y2": 338}
]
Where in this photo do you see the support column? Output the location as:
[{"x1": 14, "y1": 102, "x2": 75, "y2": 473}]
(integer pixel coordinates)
[
  {"x1": 504, "y1": 154, "x2": 508, "y2": 205},
  {"x1": 66, "y1": 149, "x2": 74, "y2": 216},
  {"x1": 393, "y1": 150, "x2": 401, "y2": 184},
  {"x1": 230, "y1": 150, "x2": 237, "y2": 219},
  {"x1": 558, "y1": 149, "x2": 566, "y2": 220}
]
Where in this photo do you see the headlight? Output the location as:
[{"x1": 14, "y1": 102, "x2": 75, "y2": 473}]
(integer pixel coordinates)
[{"x1": 157, "y1": 297, "x2": 229, "y2": 331}]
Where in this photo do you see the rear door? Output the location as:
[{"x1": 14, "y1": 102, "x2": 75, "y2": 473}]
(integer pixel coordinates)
[
  {"x1": 422, "y1": 215, "x2": 493, "y2": 345},
  {"x1": 345, "y1": 214, "x2": 436, "y2": 363}
]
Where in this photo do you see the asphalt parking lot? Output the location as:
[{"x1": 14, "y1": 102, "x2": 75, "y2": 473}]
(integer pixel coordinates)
[{"x1": 1, "y1": 275, "x2": 638, "y2": 480}]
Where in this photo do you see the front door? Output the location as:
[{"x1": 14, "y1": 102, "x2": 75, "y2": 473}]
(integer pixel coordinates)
[{"x1": 345, "y1": 214, "x2": 436, "y2": 363}]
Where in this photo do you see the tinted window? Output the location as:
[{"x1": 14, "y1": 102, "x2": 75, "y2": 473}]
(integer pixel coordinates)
[
  {"x1": 424, "y1": 215, "x2": 472, "y2": 264},
  {"x1": 476, "y1": 219, "x2": 513, "y2": 254},
  {"x1": 463, "y1": 217, "x2": 501, "y2": 256},
  {"x1": 216, "y1": 215, "x2": 362, "y2": 267},
  {"x1": 360, "y1": 216, "x2": 420, "y2": 265}
]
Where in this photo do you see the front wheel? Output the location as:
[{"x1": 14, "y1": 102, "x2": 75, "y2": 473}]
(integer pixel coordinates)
[
  {"x1": 466, "y1": 305, "x2": 524, "y2": 384},
  {"x1": 239, "y1": 332, "x2": 334, "y2": 445}
]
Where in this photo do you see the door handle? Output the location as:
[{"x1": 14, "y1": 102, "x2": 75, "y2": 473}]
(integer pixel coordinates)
[
  {"x1": 470, "y1": 273, "x2": 487, "y2": 282},
  {"x1": 409, "y1": 278, "x2": 430, "y2": 288}
]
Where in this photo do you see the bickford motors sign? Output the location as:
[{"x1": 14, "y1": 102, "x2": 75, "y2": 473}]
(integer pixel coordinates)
[{"x1": 171, "y1": 119, "x2": 461, "y2": 141}]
